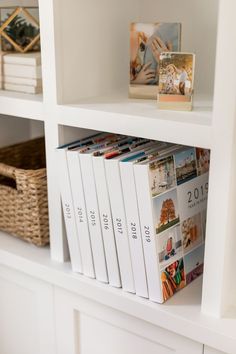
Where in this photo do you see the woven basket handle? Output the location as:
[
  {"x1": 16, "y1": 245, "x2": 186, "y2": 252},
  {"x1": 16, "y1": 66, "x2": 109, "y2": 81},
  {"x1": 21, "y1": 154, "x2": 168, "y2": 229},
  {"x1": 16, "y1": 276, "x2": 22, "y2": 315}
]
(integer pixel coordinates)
[{"x1": 0, "y1": 163, "x2": 16, "y2": 180}]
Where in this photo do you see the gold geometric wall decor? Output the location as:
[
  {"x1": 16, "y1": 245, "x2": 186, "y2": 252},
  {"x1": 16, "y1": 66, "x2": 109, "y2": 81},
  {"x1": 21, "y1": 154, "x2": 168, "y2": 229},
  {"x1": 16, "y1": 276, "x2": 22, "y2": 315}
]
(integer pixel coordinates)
[{"x1": 0, "y1": 7, "x2": 40, "y2": 53}]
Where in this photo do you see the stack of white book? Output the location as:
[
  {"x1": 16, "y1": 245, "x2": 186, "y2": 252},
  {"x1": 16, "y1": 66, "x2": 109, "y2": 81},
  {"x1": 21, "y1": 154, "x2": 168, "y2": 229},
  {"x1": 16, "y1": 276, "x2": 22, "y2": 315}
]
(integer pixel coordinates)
[
  {"x1": 57, "y1": 133, "x2": 210, "y2": 303},
  {"x1": 0, "y1": 51, "x2": 42, "y2": 94}
]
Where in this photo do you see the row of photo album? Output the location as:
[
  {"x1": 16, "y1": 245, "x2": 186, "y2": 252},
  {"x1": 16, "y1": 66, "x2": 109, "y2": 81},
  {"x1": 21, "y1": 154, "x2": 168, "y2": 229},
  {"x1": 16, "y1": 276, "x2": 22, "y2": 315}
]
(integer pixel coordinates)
[{"x1": 57, "y1": 132, "x2": 210, "y2": 303}]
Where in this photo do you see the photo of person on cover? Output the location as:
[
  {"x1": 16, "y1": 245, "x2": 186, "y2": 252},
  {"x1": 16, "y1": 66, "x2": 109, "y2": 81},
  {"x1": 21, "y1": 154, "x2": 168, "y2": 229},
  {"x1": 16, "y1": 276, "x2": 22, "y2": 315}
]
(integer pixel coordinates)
[
  {"x1": 181, "y1": 213, "x2": 203, "y2": 254},
  {"x1": 196, "y1": 148, "x2": 210, "y2": 175},
  {"x1": 130, "y1": 23, "x2": 181, "y2": 86},
  {"x1": 158, "y1": 225, "x2": 182, "y2": 267},
  {"x1": 159, "y1": 52, "x2": 195, "y2": 97}
]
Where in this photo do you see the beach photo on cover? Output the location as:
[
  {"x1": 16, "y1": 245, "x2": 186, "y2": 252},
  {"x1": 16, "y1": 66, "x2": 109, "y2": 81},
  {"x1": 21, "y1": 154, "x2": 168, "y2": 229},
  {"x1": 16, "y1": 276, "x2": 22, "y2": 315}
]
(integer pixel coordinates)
[
  {"x1": 130, "y1": 23, "x2": 181, "y2": 86},
  {"x1": 184, "y1": 244, "x2": 204, "y2": 285},
  {"x1": 175, "y1": 147, "x2": 197, "y2": 185},
  {"x1": 149, "y1": 155, "x2": 176, "y2": 197}
]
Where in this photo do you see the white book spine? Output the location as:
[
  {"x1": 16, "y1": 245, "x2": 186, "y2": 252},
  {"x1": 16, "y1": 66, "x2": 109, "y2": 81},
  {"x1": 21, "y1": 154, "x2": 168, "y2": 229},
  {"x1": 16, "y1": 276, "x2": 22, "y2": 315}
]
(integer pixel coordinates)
[
  {"x1": 120, "y1": 161, "x2": 148, "y2": 298},
  {"x1": 56, "y1": 148, "x2": 83, "y2": 273},
  {"x1": 3, "y1": 83, "x2": 42, "y2": 94},
  {"x1": 0, "y1": 52, "x2": 41, "y2": 65},
  {"x1": 67, "y1": 151, "x2": 95, "y2": 278},
  {"x1": 134, "y1": 164, "x2": 162, "y2": 303},
  {"x1": 0, "y1": 76, "x2": 42, "y2": 86},
  {"x1": 105, "y1": 159, "x2": 135, "y2": 293},
  {"x1": 80, "y1": 153, "x2": 108, "y2": 283},
  {"x1": 93, "y1": 156, "x2": 121, "y2": 287},
  {"x1": 3, "y1": 64, "x2": 42, "y2": 79}
]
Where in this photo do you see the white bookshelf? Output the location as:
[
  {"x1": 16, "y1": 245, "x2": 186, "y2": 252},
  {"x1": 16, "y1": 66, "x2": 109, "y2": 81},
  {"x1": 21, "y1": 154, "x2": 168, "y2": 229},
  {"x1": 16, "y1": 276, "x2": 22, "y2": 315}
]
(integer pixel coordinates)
[
  {"x1": 0, "y1": 230, "x2": 235, "y2": 354},
  {"x1": 0, "y1": 0, "x2": 236, "y2": 353},
  {"x1": 56, "y1": 96, "x2": 212, "y2": 148},
  {"x1": 0, "y1": 91, "x2": 44, "y2": 120}
]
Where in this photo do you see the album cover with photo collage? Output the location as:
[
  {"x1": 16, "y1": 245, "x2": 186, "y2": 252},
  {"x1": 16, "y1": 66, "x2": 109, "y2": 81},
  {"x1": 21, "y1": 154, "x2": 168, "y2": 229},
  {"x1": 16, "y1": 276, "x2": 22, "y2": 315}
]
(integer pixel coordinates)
[{"x1": 149, "y1": 147, "x2": 210, "y2": 301}]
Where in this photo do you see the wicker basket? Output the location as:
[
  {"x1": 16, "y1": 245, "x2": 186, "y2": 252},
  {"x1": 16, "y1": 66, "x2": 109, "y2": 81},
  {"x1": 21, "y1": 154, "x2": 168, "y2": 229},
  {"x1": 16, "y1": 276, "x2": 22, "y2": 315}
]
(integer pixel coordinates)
[{"x1": 0, "y1": 137, "x2": 49, "y2": 246}]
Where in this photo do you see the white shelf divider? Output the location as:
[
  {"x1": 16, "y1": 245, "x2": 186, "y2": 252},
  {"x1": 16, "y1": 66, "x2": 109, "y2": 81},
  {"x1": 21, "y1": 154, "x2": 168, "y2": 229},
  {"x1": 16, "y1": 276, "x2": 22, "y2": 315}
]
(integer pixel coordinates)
[{"x1": 201, "y1": 0, "x2": 236, "y2": 318}]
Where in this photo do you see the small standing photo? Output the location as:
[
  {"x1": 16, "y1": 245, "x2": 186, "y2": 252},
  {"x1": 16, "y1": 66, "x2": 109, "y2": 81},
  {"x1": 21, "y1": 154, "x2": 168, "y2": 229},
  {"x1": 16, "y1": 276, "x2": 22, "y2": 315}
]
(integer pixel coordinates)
[
  {"x1": 158, "y1": 52, "x2": 195, "y2": 111},
  {"x1": 129, "y1": 23, "x2": 181, "y2": 99}
]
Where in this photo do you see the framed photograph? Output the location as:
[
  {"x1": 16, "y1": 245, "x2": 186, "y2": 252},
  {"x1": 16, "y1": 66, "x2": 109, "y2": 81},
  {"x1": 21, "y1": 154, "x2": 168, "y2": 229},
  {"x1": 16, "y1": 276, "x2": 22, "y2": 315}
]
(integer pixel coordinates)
[
  {"x1": 0, "y1": 7, "x2": 40, "y2": 52},
  {"x1": 129, "y1": 23, "x2": 181, "y2": 99},
  {"x1": 158, "y1": 52, "x2": 195, "y2": 110}
]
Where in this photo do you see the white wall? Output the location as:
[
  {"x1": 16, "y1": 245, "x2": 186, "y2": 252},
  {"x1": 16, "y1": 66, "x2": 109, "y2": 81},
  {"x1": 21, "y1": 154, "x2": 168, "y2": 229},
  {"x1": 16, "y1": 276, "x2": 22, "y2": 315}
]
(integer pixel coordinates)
[
  {"x1": 54, "y1": 0, "x2": 219, "y2": 103},
  {"x1": 139, "y1": 0, "x2": 219, "y2": 96}
]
